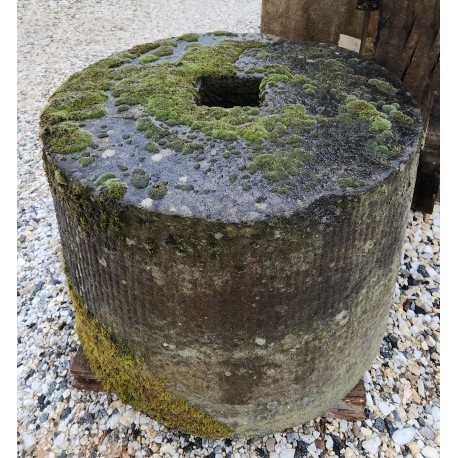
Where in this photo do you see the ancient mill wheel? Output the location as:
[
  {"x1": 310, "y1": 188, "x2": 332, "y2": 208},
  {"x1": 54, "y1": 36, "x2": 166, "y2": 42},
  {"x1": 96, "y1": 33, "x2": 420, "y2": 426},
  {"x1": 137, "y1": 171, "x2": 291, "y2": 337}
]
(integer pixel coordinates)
[{"x1": 40, "y1": 32, "x2": 422, "y2": 438}]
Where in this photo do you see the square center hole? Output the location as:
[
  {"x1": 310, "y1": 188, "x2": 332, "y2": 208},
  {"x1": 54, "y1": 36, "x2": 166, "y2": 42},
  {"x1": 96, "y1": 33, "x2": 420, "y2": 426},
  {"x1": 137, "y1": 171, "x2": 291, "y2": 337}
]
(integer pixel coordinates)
[{"x1": 197, "y1": 76, "x2": 263, "y2": 108}]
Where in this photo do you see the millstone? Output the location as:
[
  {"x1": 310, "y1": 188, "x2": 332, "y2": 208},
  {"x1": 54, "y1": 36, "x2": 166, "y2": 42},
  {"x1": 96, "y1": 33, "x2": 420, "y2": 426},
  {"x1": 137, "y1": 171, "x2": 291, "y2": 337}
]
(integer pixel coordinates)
[{"x1": 40, "y1": 32, "x2": 422, "y2": 438}]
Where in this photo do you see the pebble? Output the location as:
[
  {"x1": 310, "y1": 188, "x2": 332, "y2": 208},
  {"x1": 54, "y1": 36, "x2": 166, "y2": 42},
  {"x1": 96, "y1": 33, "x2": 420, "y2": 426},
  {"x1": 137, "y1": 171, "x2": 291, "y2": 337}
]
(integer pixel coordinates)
[
  {"x1": 419, "y1": 427, "x2": 435, "y2": 441},
  {"x1": 23, "y1": 434, "x2": 36, "y2": 451},
  {"x1": 392, "y1": 428, "x2": 417, "y2": 445},
  {"x1": 307, "y1": 443, "x2": 319, "y2": 458},
  {"x1": 266, "y1": 437, "x2": 276, "y2": 452},
  {"x1": 16, "y1": 1, "x2": 440, "y2": 454},
  {"x1": 421, "y1": 446, "x2": 439, "y2": 458},
  {"x1": 279, "y1": 448, "x2": 295, "y2": 458},
  {"x1": 120, "y1": 409, "x2": 137, "y2": 426},
  {"x1": 409, "y1": 442, "x2": 420, "y2": 454},
  {"x1": 431, "y1": 406, "x2": 440, "y2": 420},
  {"x1": 362, "y1": 436, "x2": 381, "y2": 454},
  {"x1": 106, "y1": 414, "x2": 121, "y2": 429},
  {"x1": 52, "y1": 433, "x2": 65, "y2": 449},
  {"x1": 426, "y1": 336, "x2": 436, "y2": 347},
  {"x1": 160, "y1": 443, "x2": 176, "y2": 455},
  {"x1": 378, "y1": 401, "x2": 393, "y2": 416}
]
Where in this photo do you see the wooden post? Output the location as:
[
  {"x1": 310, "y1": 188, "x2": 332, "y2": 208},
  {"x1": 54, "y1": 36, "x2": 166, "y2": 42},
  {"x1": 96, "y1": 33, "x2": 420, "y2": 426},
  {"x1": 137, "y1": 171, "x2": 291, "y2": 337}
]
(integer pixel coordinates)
[
  {"x1": 260, "y1": 0, "x2": 365, "y2": 45},
  {"x1": 374, "y1": 0, "x2": 440, "y2": 213}
]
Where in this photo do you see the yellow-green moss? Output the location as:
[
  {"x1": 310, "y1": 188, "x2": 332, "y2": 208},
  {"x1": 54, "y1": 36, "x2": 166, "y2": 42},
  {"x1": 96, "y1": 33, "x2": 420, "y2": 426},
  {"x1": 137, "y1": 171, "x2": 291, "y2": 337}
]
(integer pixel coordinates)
[
  {"x1": 99, "y1": 178, "x2": 128, "y2": 201},
  {"x1": 368, "y1": 78, "x2": 397, "y2": 95},
  {"x1": 42, "y1": 122, "x2": 93, "y2": 154},
  {"x1": 343, "y1": 97, "x2": 392, "y2": 131},
  {"x1": 139, "y1": 54, "x2": 160, "y2": 64},
  {"x1": 78, "y1": 156, "x2": 95, "y2": 167},
  {"x1": 67, "y1": 279, "x2": 233, "y2": 438},
  {"x1": 149, "y1": 182, "x2": 168, "y2": 200},
  {"x1": 113, "y1": 40, "x2": 322, "y2": 146},
  {"x1": 139, "y1": 45, "x2": 175, "y2": 63},
  {"x1": 39, "y1": 52, "x2": 136, "y2": 154},
  {"x1": 130, "y1": 168, "x2": 150, "y2": 189},
  {"x1": 178, "y1": 33, "x2": 199, "y2": 42},
  {"x1": 210, "y1": 31, "x2": 238, "y2": 37},
  {"x1": 96, "y1": 173, "x2": 116, "y2": 186},
  {"x1": 252, "y1": 148, "x2": 314, "y2": 182},
  {"x1": 128, "y1": 42, "x2": 161, "y2": 56}
]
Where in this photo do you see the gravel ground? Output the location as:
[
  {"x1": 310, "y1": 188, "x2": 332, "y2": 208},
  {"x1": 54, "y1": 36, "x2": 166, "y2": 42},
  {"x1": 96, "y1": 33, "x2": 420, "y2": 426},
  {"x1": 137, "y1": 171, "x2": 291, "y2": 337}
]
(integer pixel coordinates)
[{"x1": 17, "y1": 1, "x2": 440, "y2": 456}]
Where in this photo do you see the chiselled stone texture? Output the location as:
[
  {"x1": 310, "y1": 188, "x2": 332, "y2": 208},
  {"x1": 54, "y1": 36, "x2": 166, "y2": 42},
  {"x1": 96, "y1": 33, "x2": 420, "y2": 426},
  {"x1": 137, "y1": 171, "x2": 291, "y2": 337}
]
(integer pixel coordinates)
[{"x1": 41, "y1": 33, "x2": 422, "y2": 438}]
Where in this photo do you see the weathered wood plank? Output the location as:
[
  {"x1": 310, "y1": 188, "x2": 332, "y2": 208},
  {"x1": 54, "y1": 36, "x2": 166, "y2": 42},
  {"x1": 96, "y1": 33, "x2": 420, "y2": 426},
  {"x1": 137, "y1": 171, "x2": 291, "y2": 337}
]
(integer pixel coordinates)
[
  {"x1": 374, "y1": 0, "x2": 440, "y2": 213},
  {"x1": 260, "y1": 0, "x2": 365, "y2": 44},
  {"x1": 325, "y1": 379, "x2": 366, "y2": 421},
  {"x1": 70, "y1": 346, "x2": 103, "y2": 391},
  {"x1": 71, "y1": 346, "x2": 366, "y2": 421},
  {"x1": 374, "y1": 0, "x2": 440, "y2": 126},
  {"x1": 411, "y1": 92, "x2": 440, "y2": 214}
]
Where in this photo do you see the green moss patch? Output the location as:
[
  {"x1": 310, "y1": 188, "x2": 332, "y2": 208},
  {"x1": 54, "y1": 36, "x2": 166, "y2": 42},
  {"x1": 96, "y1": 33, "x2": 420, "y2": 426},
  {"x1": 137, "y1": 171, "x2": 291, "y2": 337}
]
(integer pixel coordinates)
[
  {"x1": 174, "y1": 184, "x2": 194, "y2": 191},
  {"x1": 210, "y1": 31, "x2": 238, "y2": 36},
  {"x1": 129, "y1": 42, "x2": 161, "y2": 56},
  {"x1": 78, "y1": 156, "x2": 95, "y2": 167},
  {"x1": 67, "y1": 280, "x2": 232, "y2": 438},
  {"x1": 113, "y1": 41, "x2": 323, "y2": 148},
  {"x1": 130, "y1": 169, "x2": 150, "y2": 189},
  {"x1": 368, "y1": 78, "x2": 397, "y2": 95},
  {"x1": 139, "y1": 46, "x2": 175, "y2": 63},
  {"x1": 42, "y1": 122, "x2": 93, "y2": 154},
  {"x1": 149, "y1": 182, "x2": 168, "y2": 200},
  {"x1": 343, "y1": 97, "x2": 392, "y2": 131},
  {"x1": 96, "y1": 173, "x2": 116, "y2": 186},
  {"x1": 252, "y1": 148, "x2": 314, "y2": 182},
  {"x1": 99, "y1": 178, "x2": 128, "y2": 201},
  {"x1": 178, "y1": 33, "x2": 199, "y2": 42}
]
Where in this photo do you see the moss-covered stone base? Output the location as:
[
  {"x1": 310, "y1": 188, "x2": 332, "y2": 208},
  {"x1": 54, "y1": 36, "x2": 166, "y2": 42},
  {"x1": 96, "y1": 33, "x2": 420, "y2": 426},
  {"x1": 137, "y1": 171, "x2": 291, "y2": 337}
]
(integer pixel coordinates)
[{"x1": 67, "y1": 276, "x2": 233, "y2": 439}]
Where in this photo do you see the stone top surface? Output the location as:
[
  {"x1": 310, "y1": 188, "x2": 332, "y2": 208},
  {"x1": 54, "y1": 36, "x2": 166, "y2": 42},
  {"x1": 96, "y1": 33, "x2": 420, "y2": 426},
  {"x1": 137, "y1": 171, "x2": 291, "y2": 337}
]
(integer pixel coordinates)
[{"x1": 41, "y1": 32, "x2": 422, "y2": 223}]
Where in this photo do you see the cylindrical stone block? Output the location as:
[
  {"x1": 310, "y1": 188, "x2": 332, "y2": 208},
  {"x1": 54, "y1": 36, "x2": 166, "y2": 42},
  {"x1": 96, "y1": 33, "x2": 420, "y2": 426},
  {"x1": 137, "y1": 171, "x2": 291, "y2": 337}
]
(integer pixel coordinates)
[{"x1": 41, "y1": 33, "x2": 422, "y2": 438}]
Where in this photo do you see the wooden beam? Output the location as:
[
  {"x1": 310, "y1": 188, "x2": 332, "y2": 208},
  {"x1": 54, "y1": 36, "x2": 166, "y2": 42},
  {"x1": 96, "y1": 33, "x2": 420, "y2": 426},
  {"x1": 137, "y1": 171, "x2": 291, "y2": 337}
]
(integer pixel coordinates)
[
  {"x1": 374, "y1": 0, "x2": 440, "y2": 213},
  {"x1": 260, "y1": 0, "x2": 365, "y2": 45},
  {"x1": 374, "y1": 0, "x2": 440, "y2": 127},
  {"x1": 70, "y1": 346, "x2": 103, "y2": 391}
]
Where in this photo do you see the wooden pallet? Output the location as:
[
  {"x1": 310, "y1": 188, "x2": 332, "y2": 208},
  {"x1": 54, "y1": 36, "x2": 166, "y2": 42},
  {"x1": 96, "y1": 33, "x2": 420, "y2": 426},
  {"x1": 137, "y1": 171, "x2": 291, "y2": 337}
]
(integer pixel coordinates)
[{"x1": 70, "y1": 346, "x2": 365, "y2": 421}]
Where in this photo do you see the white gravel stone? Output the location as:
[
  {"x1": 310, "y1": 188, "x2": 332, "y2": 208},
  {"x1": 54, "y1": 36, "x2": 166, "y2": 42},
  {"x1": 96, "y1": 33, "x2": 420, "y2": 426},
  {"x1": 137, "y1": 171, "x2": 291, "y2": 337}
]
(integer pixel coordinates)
[
  {"x1": 421, "y1": 446, "x2": 439, "y2": 458},
  {"x1": 392, "y1": 428, "x2": 417, "y2": 445},
  {"x1": 377, "y1": 401, "x2": 394, "y2": 416},
  {"x1": 431, "y1": 406, "x2": 440, "y2": 420},
  {"x1": 362, "y1": 436, "x2": 381, "y2": 454},
  {"x1": 279, "y1": 448, "x2": 295, "y2": 458},
  {"x1": 419, "y1": 427, "x2": 435, "y2": 441},
  {"x1": 23, "y1": 434, "x2": 36, "y2": 451},
  {"x1": 307, "y1": 443, "x2": 320, "y2": 458},
  {"x1": 120, "y1": 409, "x2": 137, "y2": 426},
  {"x1": 52, "y1": 433, "x2": 65, "y2": 449},
  {"x1": 160, "y1": 443, "x2": 177, "y2": 455},
  {"x1": 106, "y1": 413, "x2": 121, "y2": 429},
  {"x1": 300, "y1": 434, "x2": 315, "y2": 444}
]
